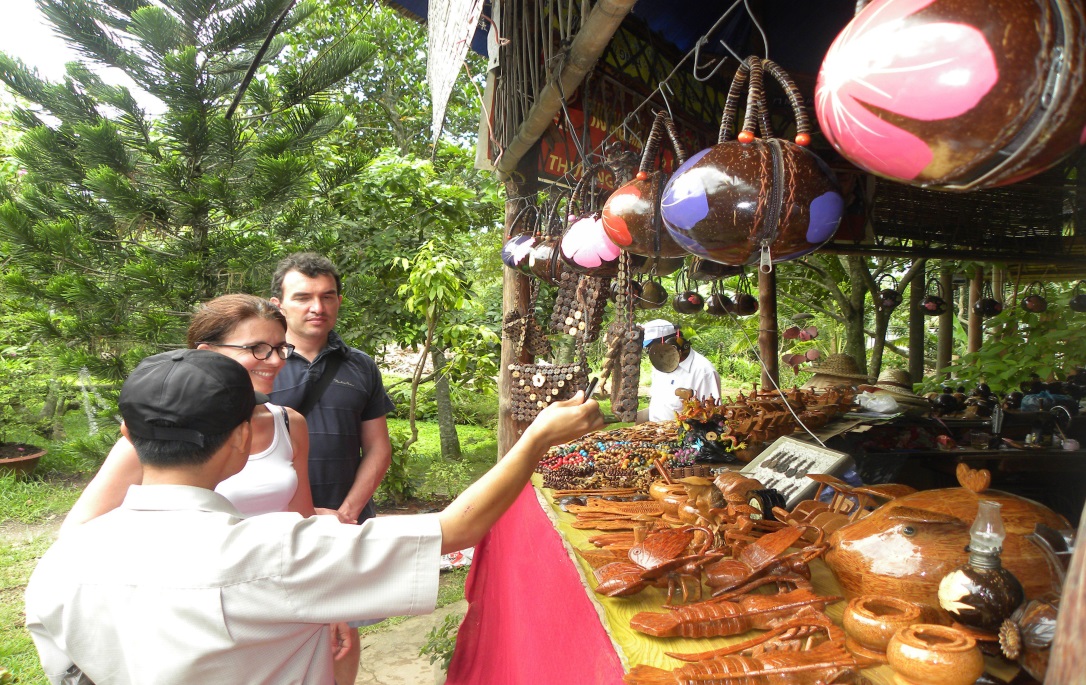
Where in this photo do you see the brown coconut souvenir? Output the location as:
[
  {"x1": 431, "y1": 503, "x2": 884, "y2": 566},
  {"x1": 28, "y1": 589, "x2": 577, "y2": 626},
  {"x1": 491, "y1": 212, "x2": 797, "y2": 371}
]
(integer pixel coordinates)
[
  {"x1": 601, "y1": 110, "x2": 689, "y2": 259},
  {"x1": 816, "y1": 0, "x2": 1086, "y2": 191},
  {"x1": 559, "y1": 163, "x2": 622, "y2": 278},
  {"x1": 660, "y1": 56, "x2": 844, "y2": 267},
  {"x1": 826, "y1": 466, "x2": 1069, "y2": 614}
]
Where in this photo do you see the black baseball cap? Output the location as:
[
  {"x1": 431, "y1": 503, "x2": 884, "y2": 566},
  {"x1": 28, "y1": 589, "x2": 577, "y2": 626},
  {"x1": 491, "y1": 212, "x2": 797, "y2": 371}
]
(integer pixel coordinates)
[{"x1": 120, "y1": 349, "x2": 267, "y2": 446}]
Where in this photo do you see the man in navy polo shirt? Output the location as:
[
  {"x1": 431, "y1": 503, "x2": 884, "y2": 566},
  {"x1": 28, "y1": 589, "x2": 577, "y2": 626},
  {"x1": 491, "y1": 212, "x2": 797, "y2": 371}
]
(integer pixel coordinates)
[{"x1": 269, "y1": 252, "x2": 393, "y2": 526}]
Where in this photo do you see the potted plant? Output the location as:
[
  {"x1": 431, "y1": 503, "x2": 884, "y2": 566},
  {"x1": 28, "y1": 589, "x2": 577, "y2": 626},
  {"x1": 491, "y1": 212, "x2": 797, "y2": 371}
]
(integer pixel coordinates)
[{"x1": 0, "y1": 441, "x2": 47, "y2": 478}]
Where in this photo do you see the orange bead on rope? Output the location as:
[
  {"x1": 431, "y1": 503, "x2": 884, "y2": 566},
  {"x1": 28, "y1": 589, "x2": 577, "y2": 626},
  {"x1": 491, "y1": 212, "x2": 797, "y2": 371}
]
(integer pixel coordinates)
[
  {"x1": 737, "y1": 130, "x2": 756, "y2": 144},
  {"x1": 636, "y1": 171, "x2": 650, "y2": 181},
  {"x1": 795, "y1": 132, "x2": 811, "y2": 147}
]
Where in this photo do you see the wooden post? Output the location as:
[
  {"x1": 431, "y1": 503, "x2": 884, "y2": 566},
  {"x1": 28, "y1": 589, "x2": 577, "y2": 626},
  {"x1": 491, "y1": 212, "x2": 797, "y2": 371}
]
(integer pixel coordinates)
[
  {"x1": 758, "y1": 266, "x2": 779, "y2": 390},
  {"x1": 908, "y1": 260, "x2": 925, "y2": 385},
  {"x1": 1045, "y1": 501, "x2": 1086, "y2": 682},
  {"x1": 497, "y1": 150, "x2": 540, "y2": 458},
  {"x1": 967, "y1": 265, "x2": 983, "y2": 354},
  {"x1": 937, "y1": 265, "x2": 954, "y2": 378}
]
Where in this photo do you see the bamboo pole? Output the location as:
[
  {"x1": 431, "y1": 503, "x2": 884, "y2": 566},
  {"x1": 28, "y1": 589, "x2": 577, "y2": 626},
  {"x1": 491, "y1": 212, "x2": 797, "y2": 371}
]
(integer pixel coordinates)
[
  {"x1": 967, "y1": 265, "x2": 982, "y2": 354},
  {"x1": 758, "y1": 267, "x2": 779, "y2": 390},
  {"x1": 908, "y1": 260, "x2": 925, "y2": 384},
  {"x1": 937, "y1": 265, "x2": 954, "y2": 378}
]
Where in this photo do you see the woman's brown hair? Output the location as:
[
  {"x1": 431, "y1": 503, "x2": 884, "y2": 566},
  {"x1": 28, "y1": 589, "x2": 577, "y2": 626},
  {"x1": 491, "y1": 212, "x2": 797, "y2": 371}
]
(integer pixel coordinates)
[{"x1": 186, "y1": 294, "x2": 287, "y2": 348}]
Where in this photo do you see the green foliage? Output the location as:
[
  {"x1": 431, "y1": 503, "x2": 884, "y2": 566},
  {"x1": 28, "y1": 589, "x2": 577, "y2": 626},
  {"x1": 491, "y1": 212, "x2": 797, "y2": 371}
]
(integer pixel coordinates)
[
  {"x1": 0, "y1": 0, "x2": 377, "y2": 382},
  {"x1": 378, "y1": 425, "x2": 418, "y2": 506},
  {"x1": 926, "y1": 303, "x2": 1086, "y2": 394},
  {"x1": 419, "y1": 613, "x2": 462, "y2": 672},
  {"x1": 425, "y1": 458, "x2": 474, "y2": 499}
]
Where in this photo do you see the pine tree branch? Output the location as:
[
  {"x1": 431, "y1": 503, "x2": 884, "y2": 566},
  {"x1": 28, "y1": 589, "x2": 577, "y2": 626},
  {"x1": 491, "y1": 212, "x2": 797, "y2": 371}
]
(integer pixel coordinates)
[{"x1": 226, "y1": 0, "x2": 299, "y2": 119}]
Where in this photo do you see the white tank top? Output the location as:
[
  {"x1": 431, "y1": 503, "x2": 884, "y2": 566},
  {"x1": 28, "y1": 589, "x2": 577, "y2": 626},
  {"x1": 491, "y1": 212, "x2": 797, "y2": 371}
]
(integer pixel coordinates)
[{"x1": 215, "y1": 404, "x2": 298, "y2": 516}]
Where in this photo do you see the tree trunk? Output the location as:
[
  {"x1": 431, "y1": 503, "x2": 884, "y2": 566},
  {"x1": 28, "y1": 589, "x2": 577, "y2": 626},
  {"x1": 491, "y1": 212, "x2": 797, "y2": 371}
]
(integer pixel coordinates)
[
  {"x1": 431, "y1": 347, "x2": 462, "y2": 461},
  {"x1": 870, "y1": 307, "x2": 889, "y2": 380},
  {"x1": 845, "y1": 256, "x2": 869, "y2": 373}
]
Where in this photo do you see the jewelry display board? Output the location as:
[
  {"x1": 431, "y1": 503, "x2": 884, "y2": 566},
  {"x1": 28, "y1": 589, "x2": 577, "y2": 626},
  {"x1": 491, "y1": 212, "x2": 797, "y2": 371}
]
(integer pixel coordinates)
[{"x1": 740, "y1": 436, "x2": 854, "y2": 508}]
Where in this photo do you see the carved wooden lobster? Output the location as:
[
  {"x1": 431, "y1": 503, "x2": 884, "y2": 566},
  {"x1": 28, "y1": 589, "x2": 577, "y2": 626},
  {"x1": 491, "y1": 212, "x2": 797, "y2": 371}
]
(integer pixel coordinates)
[{"x1": 595, "y1": 525, "x2": 722, "y2": 603}]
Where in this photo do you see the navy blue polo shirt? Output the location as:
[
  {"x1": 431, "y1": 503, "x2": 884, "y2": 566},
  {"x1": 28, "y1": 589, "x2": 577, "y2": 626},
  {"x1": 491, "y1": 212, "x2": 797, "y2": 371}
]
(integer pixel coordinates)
[{"x1": 270, "y1": 331, "x2": 395, "y2": 522}]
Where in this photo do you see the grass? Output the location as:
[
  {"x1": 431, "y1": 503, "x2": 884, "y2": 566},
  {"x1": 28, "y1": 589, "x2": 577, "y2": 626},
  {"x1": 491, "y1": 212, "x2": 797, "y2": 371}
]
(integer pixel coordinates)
[{"x1": 0, "y1": 531, "x2": 53, "y2": 683}]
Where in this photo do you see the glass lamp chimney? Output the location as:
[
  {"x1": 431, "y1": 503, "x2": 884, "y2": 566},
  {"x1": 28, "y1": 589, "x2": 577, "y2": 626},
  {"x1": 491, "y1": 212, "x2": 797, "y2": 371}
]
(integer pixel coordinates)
[{"x1": 968, "y1": 500, "x2": 1005, "y2": 568}]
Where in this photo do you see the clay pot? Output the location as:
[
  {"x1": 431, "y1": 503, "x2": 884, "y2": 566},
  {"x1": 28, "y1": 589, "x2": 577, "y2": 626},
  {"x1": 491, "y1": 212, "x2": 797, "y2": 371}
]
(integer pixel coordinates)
[
  {"x1": 611, "y1": 279, "x2": 642, "y2": 303},
  {"x1": 734, "y1": 293, "x2": 759, "y2": 316},
  {"x1": 0, "y1": 446, "x2": 47, "y2": 479},
  {"x1": 1023, "y1": 294, "x2": 1048, "y2": 313},
  {"x1": 879, "y1": 289, "x2": 904, "y2": 310},
  {"x1": 636, "y1": 280, "x2": 668, "y2": 309},
  {"x1": 886, "y1": 624, "x2": 984, "y2": 685},
  {"x1": 816, "y1": 0, "x2": 1086, "y2": 191},
  {"x1": 973, "y1": 298, "x2": 1003, "y2": 318},
  {"x1": 672, "y1": 290, "x2": 705, "y2": 314},
  {"x1": 843, "y1": 596, "x2": 925, "y2": 664},
  {"x1": 919, "y1": 295, "x2": 948, "y2": 316},
  {"x1": 706, "y1": 293, "x2": 734, "y2": 316},
  {"x1": 1071, "y1": 291, "x2": 1086, "y2": 313}
]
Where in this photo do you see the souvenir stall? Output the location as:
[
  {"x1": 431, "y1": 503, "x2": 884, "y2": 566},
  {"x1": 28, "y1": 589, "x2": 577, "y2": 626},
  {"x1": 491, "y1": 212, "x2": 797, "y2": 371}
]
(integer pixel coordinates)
[{"x1": 404, "y1": 0, "x2": 1086, "y2": 682}]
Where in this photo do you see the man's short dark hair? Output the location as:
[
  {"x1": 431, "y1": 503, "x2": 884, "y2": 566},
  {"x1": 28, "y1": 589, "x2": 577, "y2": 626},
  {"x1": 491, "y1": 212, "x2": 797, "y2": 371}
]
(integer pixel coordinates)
[
  {"x1": 271, "y1": 252, "x2": 341, "y2": 299},
  {"x1": 128, "y1": 431, "x2": 235, "y2": 467}
]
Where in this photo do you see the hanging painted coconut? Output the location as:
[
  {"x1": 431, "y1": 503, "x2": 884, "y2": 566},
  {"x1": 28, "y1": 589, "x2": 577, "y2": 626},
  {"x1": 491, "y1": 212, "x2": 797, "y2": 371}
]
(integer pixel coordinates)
[
  {"x1": 815, "y1": 0, "x2": 1086, "y2": 191},
  {"x1": 501, "y1": 233, "x2": 537, "y2": 275},
  {"x1": 559, "y1": 164, "x2": 622, "y2": 277},
  {"x1": 660, "y1": 57, "x2": 844, "y2": 267},
  {"x1": 601, "y1": 111, "x2": 689, "y2": 259}
]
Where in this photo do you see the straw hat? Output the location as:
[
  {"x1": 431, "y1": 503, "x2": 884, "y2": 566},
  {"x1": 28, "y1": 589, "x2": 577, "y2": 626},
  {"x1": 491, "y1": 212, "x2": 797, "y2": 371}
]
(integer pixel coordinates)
[
  {"x1": 860, "y1": 369, "x2": 924, "y2": 400},
  {"x1": 858, "y1": 368, "x2": 929, "y2": 413},
  {"x1": 804, "y1": 353, "x2": 872, "y2": 380},
  {"x1": 875, "y1": 368, "x2": 913, "y2": 390}
]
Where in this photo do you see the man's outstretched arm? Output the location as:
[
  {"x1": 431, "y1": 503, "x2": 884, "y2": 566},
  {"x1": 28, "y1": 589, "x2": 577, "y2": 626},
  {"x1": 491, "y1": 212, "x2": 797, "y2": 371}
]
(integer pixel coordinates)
[{"x1": 437, "y1": 393, "x2": 604, "y2": 554}]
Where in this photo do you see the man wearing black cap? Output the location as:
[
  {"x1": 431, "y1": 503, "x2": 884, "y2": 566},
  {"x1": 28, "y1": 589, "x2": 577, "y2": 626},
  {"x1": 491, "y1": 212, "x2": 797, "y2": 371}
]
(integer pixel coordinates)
[{"x1": 25, "y1": 349, "x2": 604, "y2": 685}]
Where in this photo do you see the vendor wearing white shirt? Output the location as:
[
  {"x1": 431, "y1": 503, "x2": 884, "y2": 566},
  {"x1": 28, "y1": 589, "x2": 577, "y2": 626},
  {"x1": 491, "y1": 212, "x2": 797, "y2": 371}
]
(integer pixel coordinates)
[{"x1": 638, "y1": 319, "x2": 722, "y2": 423}]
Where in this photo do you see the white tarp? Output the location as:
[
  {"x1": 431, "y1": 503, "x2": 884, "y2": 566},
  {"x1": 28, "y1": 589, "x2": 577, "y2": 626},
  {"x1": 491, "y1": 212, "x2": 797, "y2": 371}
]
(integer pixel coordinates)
[{"x1": 427, "y1": 0, "x2": 485, "y2": 141}]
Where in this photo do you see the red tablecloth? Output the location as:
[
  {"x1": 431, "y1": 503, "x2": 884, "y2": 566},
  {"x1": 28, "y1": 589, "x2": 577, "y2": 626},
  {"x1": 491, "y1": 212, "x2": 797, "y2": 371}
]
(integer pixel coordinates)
[{"x1": 445, "y1": 484, "x2": 626, "y2": 684}]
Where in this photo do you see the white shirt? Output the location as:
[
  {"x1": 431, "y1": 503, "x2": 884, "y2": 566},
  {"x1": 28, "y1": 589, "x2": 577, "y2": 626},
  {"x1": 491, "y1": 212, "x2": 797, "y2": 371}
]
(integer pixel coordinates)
[
  {"x1": 647, "y1": 349, "x2": 721, "y2": 422},
  {"x1": 25, "y1": 485, "x2": 441, "y2": 685},
  {"x1": 215, "y1": 404, "x2": 297, "y2": 515}
]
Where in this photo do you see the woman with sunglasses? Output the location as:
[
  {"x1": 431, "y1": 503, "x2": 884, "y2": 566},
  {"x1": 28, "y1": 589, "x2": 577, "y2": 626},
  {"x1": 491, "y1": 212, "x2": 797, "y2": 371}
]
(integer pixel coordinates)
[{"x1": 63, "y1": 294, "x2": 316, "y2": 526}]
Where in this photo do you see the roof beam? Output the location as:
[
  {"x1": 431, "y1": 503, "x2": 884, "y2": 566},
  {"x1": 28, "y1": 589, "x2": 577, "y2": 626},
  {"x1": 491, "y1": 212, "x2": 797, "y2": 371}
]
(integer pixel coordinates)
[{"x1": 495, "y1": 0, "x2": 637, "y2": 180}]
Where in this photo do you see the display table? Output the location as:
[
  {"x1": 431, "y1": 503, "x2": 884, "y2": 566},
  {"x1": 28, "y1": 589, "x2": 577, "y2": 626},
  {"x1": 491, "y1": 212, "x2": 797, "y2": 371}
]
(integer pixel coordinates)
[{"x1": 446, "y1": 479, "x2": 1016, "y2": 684}]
